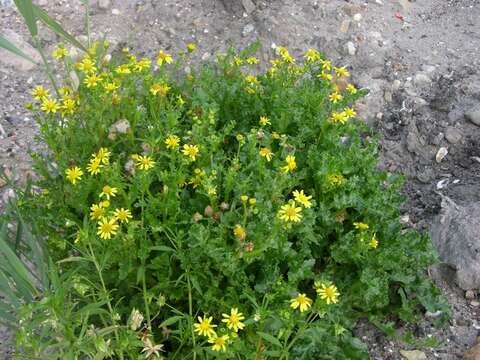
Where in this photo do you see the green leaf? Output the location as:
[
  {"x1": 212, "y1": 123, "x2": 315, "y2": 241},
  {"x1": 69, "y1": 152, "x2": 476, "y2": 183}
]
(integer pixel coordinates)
[
  {"x1": 0, "y1": 234, "x2": 35, "y2": 297},
  {"x1": 257, "y1": 331, "x2": 283, "y2": 348},
  {"x1": 0, "y1": 35, "x2": 37, "y2": 64},
  {"x1": 32, "y1": 4, "x2": 87, "y2": 52},
  {"x1": 13, "y1": 0, "x2": 38, "y2": 37},
  {"x1": 159, "y1": 315, "x2": 183, "y2": 328},
  {"x1": 57, "y1": 256, "x2": 89, "y2": 264},
  {"x1": 150, "y1": 245, "x2": 176, "y2": 253}
]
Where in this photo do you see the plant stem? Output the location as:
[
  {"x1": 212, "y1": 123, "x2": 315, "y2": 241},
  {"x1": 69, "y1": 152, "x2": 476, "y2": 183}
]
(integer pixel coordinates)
[
  {"x1": 34, "y1": 36, "x2": 59, "y2": 96},
  {"x1": 187, "y1": 273, "x2": 197, "y2": 360},
  {"x1": 87, "y1": 243, "x2": 124, "y2": 360},
  {"x1": 142, "y1": 260, "x2": 152, "y2": 330},
  {"x1": 84, "y1": 0, "x2": 91, "y2": 47},
  {"x1": 280, "y1": 313, "x2": 318, "y2": 359}
]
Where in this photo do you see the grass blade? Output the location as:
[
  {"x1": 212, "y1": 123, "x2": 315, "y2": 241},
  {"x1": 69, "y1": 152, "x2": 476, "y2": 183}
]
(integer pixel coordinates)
[
  {"x1": 32, "y1": 4, "x2": 87, "y2": 52},
  {"x1": 13, "y1": 0, "x2": 38, "y2": 37},
  {"x1": 0, "y1": 35, "x2": 38, "y2": 64}
]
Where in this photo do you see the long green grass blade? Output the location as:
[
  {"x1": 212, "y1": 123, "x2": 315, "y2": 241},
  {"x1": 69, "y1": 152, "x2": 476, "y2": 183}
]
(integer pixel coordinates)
[
  {"x1": 0, "y1": 35, "x2": 37, "y2": 64},
  {"x1": 13, "y1": 0, "x2": 38, "y2": 37},
  {"x1": 32, "y1": 4, "x2": 87, "y2": 52},
  {"x1": 0, "y1": 271, "x2": 21, "y2": 307},
  {"x1": 0, "y1": 235, "x2": 36, "y2": 299}
]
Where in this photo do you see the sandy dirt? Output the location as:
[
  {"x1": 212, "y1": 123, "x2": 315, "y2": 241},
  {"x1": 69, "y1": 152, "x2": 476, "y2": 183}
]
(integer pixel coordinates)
[{"x1": 1, "y1": 0, "x2": 479, "y2": 358}]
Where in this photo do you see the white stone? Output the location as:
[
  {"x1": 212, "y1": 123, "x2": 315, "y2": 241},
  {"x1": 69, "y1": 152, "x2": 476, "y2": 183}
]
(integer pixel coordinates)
[
  {"x1": 345, "y1": 41, "x2": 356, "y2": 55},
  {"x1": 353, "y1": 13, "x2": 362, "y2": 22},
  {"x1": 435, "y1": 147, "x2": 448, "y2": 163}
]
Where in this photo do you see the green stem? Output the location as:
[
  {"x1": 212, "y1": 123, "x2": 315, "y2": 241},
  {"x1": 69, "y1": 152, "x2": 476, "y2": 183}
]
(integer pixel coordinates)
[
  {"x1": 280, "y1": 313, "x2": 318, "y2": 359},
  {"x1": 187, "y1": 274, "x2": 197, "y2": 360},
  {"x1": 140, "y1": 190, "x2": 152, "y2": 330},
  {"x1": 87, "y1": 243, "x2": 124, "y2": 360},
  {"x1": 84, "y1": 0, "x2": 92, "y2": 47},
  {"x1": 34, "y1": 36, "x2": 59, "y2": 96},
  {"x1": 142, "y1": 260, "x2": 152, "y2": 330}
]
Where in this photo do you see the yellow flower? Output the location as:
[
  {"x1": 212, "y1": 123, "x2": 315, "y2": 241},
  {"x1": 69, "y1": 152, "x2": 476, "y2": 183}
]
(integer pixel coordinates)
[
  {"x1": 246, "y1": 57, "x2": 259, "y2": 65},
  {"x1": 31, "y1": 85, "x2": 50, "y2": 101},
  {"x1": 318, "y1": 71, "x2": 333, "y2": 81},
  {"x1": 245, "y1": 75, "x2": 259, "y2": 85},
  {"x1": 96, "y1": 148, "x2": 111, "y2": 165},
  {"x1": 316, "y1": 283, "x2": 340, "y2": 304},
  {"x1": 208, "y1": 334, "x2": 229, "y2": 352},
  {"x1": 76, "y1": 57, "x2": 96, "y2": 73},
  {"x1": 194, "y1": 315, "x2": 217, "y2": 337},
  {"x1": 321, "y1": 59, "x2": 332, "y2": 71},
  {"x1": 272, "y1": 132, "x2": 281, "y2": 140},
  {"x1": 182, "y1": 144, "x2": 199, "y2": 161},
  {"x1": 165, "y1": 135, "x2": 180, "y2": 149},
  {"x1": 293, "y1": 190, "x2": 312, "y2": 208},
  {"x1": 103, "y1": 81, "x2": 119, "y2": 93},
  {"x1": 248, "y1": 198, "x2": 256, "y2": 206},
  {"x1": 329, "y1": 91, "x2": 343, "y2": 104},
  {"x1": 97, "y1": 217, "x2": 119, "y2": 240},
  {"x1": 259, "y1": 148, "x2": 274, "y2": 162},
  {"x1": 61, "y1": 98, "x2": 76, "y2": 117},
  {"x1": 186, "y1": 43, "x2": 197, "y2": 53},
  {"x1": 369, "y1": 235, "x2": 379, "y2": 249},
  {"x1": 41, "y1": 98, "x2": 60, "y2": 113},
  {"x1": 277, "y1": 46, "x2": 295, "y2": 64},
  {"x1": 330, "y1": 111, "x2": 348, "y2": 124},
  {"x1": 176, "y1": 95, "x2": 185, "y2": 106},
  {"x1": 150, "y1": 83, "x2": 170, "y2": 96},
  {"x1": 304, "y1": 48, "x2": 320, "y2": 62},
  {"x1": 334, "y1": 66, "x2": 350, "y2": 78},
  {"x1": 290, "y1": 293, "x2": 312, "y2": 312},
  {"x1": 353, "y1": 222, "x2": 369, "y2": 231},
  {"x1": 233, "y1": 224, "x2": 246, "y2": 240},
  {"x1": 100, "y1": 200, "x2": 110, "y2": 208},
  {"x1": 87, "y1": 157, "x2": 103, "y2": 175},
  {"x1": 99, "y1": 185, "x2": 118, "y2": 200},
  {"x1": 135, "y1": 155, "x2": 155, "y2": 170},
  {"x1": 156, "y1": 50, "x2": 173, "y2": 65},
  {"x1": 65, "y1": 166, "x2": 83, "y2": 185},
  {"x1": 115, "y1": 64, "x2": 131, "y2": 75},
  {"x1": 90, "y1": 203, "x2": 105, "y2": 220},
  {"x1": 328, "y1": 174, "x2": 345, "y2": 186},
  {"x1": 84, "y1": 73, "x2": 101, "y2": 88},
  {"x1": 344, "y1": 107, "x2": 356, "y2": 119},
  {"x1": 240, "y1": 195, "x2": 249, "y2": 203},
  {"x1": 114, "y1": 208, "x2": 132, "y2": 223},
  {"x1": 233, "y1": 56, "x2": 243, "y2": 66},
  {"x1": 52, "y1": 45, "x2": 68, "y2": 60},
  {"x1": 281, "y1": 154, "x2": 297, "y2": 173},
  {"x1": 133, "y1": 58, "x2": 151, "y2": 72},
  {"x1": 259, "y1": 116, "x2": 271, "y2": 126},
  {"x1": 346, "y1": 83, "x2": 357, "y2": 94},
  {"x1": 221, "y1": 308, "x2": 245, "y2": 332},
  {"x1": 278, "y1": 200, "x2": 302, "y2": 222}
]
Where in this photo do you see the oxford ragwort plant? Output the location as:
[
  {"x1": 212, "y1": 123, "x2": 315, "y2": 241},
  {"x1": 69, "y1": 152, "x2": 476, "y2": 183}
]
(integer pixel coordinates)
[{"x1": 5, "y1": 42, "x2": 448, "y2": 359}]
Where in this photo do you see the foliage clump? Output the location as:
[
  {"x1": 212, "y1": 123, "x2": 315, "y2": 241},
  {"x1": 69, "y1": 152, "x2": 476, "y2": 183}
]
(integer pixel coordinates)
[{"x1": 5, "y1": 42, "x2": 447, "y2": 359}]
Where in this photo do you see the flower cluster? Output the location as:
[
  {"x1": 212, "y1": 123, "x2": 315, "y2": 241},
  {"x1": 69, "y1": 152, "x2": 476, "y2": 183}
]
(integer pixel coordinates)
[
  {"x1": 14, "y1": 42, "x2": 444, "y2": 360},
  {"x1": 194, "y1": 308, "x2": 246, "y2": 352}
]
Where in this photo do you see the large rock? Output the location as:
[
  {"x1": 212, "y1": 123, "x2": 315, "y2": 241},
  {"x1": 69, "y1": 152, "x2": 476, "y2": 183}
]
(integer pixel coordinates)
[
  {"x1": 465, "y1": 106, "x2": 480, "y2": 126},
  {"x1": 0, "y1": 29, "x2": 40, "y2": 72},
  {"x1": 431, "y1": 196, "x2": 480, "y2": 290}
]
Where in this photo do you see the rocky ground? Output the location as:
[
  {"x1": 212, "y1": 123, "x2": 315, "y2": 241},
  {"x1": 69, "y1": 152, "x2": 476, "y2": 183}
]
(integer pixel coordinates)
[{"x1": 1, "y1": 0, "x2": 480, "y2": 358}]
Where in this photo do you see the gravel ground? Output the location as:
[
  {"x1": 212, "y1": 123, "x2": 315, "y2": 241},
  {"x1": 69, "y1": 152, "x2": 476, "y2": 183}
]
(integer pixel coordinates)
[{"x1": 1, "y1": 0, "x2": 480, "y2": 358}]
